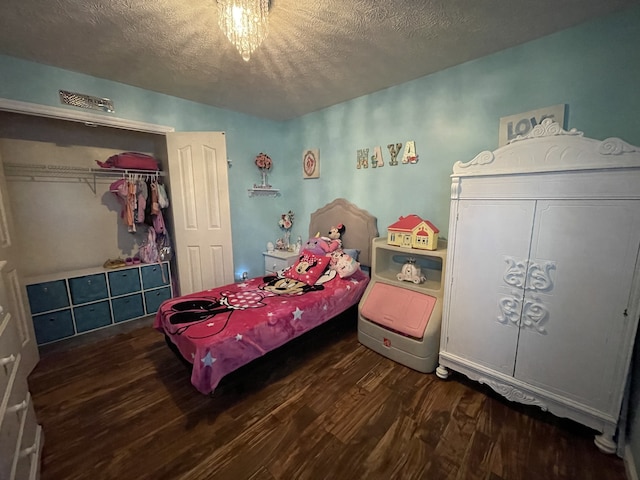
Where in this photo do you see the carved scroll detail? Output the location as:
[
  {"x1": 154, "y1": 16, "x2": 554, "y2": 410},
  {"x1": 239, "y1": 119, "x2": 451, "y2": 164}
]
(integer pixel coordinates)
[
  {"x1": 453, "y1": 150, "x2": 494, "y2": 171},
  {"x1": 450, "y1": 177, "x2": 461, "y2": 199},
  {"x1": 509, "y1": 118, "x2": 583, "y2": 144},
  {"x1": 478, "y1": 377, "x2": 549, "y2": 411},
  {"x1": 521, "y1": 295, "x2": 549, "y2": 335},
  {"x1": 503, "y1": 256, "x2": 527, "y2": 288},
  {"x1": 598, "y1": 137, "x2": 639, "y2": 156},
  {"x1": 525, "y1": 261, "x2": 555, "y2": 292},
  {"x1": 497, "y1": 290, "x2": 522, "y2": 326},
  {"x1": 499, "y1": 258, "x2": 554, "y2": 333}
]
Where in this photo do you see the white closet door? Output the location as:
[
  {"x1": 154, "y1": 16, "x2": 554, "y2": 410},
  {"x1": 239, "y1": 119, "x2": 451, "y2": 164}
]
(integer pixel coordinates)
[
  {"x1": 166, "y1": 132, "x2": 234, "y2": 295},
  {"x1": 0, "y1": 150, "x2": 39, "y2": 374},
  {"x1": 515, "y1": 199, "x2": 640, "y2": 414},
  {"x1": 444, "y1": 199, "x2": 535, "y2": 375}
]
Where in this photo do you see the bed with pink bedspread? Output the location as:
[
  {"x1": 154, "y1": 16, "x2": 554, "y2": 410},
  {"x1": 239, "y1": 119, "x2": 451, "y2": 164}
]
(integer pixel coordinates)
[{"x1": 154, "y1": 198, "x2": 378, "y2": 394}]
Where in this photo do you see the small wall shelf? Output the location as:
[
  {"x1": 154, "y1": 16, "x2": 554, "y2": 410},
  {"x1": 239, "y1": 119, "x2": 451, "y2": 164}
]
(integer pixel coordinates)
[
  {"x1": 248, "y1": 169, "x2": 279, "y2": 197},
  {"x1": 248, "y1": 187, "x2": 280, "y2": 197}
]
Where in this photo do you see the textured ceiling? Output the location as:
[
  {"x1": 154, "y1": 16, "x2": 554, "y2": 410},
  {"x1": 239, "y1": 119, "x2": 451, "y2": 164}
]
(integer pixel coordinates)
[{"x1": 0, "y1": 0, "x2": 636, "y2": 120}]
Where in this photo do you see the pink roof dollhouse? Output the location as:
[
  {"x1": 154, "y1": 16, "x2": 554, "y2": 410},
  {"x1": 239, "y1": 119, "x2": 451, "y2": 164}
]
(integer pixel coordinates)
[{"x1": 387, "y1": 215, "x2": 439, "y2": 250}]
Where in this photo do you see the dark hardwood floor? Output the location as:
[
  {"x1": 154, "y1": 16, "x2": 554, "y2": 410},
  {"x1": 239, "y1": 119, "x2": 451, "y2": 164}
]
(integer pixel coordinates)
[{"x1": 28, "y1": 311, "x2": 628, "y2": 480}]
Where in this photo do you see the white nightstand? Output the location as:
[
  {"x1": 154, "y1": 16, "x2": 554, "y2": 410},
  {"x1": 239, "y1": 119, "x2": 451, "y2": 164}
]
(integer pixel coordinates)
[{"x1": 263, "y1": 250, "x2": 299, "y2": 275}]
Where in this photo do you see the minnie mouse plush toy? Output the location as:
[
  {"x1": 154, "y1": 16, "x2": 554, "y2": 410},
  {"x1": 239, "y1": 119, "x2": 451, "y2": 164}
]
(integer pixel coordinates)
[
  {"x1": 302, "y1": 224, "x2": 346, "y2": 255},
  {"x1": 320, "y1": 224, "x2": 345, "y2": 253}
]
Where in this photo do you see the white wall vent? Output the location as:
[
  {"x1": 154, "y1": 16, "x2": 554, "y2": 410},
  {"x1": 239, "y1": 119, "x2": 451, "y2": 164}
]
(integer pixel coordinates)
[{"x1": 59, "y1": 90, "x2": 114, "y2": 113}]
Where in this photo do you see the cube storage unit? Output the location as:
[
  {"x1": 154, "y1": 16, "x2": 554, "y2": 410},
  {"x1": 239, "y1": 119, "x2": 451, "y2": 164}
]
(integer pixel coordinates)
[
  {"x1": 26, "y1": 262, "x2": 173, "y2": 346},
  {"x1": 358, "y1": 237, "x2": 447, "y2": 372}
]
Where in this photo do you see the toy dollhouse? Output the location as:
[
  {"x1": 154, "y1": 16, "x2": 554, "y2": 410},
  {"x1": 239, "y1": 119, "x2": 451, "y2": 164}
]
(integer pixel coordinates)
[{"x1": 387, "y1": 215, "x2": 439, "y2": 250}]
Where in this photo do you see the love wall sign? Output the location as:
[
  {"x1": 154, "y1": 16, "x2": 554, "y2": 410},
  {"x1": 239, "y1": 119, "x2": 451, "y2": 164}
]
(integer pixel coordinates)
[
  {"x1": 498, "y1": 104, "x2": 566, "y2": 146},
  {"x1": 357, "y1": 141, "x2": 418, "y2": 169}
]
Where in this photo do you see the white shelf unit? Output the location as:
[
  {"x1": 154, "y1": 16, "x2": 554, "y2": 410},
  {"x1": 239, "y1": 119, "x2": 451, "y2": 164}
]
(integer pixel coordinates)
[
  {"x1": 358, "y1": 237, "x2": 447, "y2": 373},
  {"x1": 25, "y1": 262, "x2": 173, "y2": 346}
]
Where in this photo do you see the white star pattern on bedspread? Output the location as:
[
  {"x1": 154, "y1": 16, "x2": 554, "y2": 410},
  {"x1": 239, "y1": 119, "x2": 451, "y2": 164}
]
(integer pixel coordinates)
[
  {"x1": 201, "y1": 351, "x2": 215, "y2": 366},
  {"x1": 153, "y1": 198, "x2": 377, "y2": 396}
]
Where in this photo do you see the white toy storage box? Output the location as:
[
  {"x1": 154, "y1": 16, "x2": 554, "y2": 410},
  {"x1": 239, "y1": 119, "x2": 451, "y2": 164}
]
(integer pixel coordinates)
[{"x1": 358, "y1": 237, "x2": 446, "y2": 373}]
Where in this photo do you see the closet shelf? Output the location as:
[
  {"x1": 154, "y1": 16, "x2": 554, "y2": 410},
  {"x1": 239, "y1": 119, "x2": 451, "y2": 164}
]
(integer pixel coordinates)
[{"x1": 3, "y1": 162, "x2": 165, "y2": 194}]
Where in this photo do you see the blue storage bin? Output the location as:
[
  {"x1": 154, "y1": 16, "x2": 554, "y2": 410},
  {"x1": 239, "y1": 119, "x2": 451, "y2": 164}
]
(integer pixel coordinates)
[
  {"x1": 32, "y1": 309, "x2": 74, "y2": 344},
  {"x1": 141, "y1": 263, "x2": 170, "y2": 290},
  {"x1": 144, "y1": 286, "x2": 172, "y2": 314},
  {"x1": 27, "y1": 280, "x2": 69, "y2": 314},
  {"x1": 74, "y1": 301, "x2": 112, "y2": 333},
  {"x1": 108, "y1": 268, "x2": 141, "y2": 297},
  {"x1": 69, "y1": 274, "x2": 108, "y2": 304},
  {"x1": 111, "y1": 293, "x2": 145, "y2": 323}
]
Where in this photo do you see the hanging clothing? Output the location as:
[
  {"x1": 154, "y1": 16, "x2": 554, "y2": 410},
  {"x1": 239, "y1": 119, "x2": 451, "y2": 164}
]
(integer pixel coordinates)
[
  {"x1": 110, "y1": 178, "x2": 134, "y2": 232},
  {"x1": 126, "y1": 179, "x2": 136, "y2": 232},
  {"x1": 136, "y1": 179, "x2": 148, "y2": 224},
  {"x1": 150, "y1": 181, "x2": 161, "y2": 216}
]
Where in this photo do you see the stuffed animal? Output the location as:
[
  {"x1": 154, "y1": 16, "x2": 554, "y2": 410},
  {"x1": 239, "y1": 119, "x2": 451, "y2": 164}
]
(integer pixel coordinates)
[
  {"x1": 330, "y1": 249, "x2": 360, "y2": 278},
  {"x1": 319, "y1": 224, "x2": 345, "y2": 253},
  {"x1": 302, "y1": 224, "x2": 346, "y2": 255}
]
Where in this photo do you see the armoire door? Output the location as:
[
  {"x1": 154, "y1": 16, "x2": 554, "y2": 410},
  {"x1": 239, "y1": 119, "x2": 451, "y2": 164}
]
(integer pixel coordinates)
[
  {"x1": 444, "y1": 199, "x2": 535, "y2": 375},
  {"x1": 166, "y1": 132, "x2": 234, "y2": 295},
  {"x1": 514, "y1": 199, "x2": 640, "y2": 415}
]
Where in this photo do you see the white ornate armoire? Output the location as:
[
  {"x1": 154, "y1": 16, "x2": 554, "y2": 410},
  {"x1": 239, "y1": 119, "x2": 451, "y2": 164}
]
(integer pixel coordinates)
[{"x1": 436, "y1": 119, "x2": 640, "y2": 453}]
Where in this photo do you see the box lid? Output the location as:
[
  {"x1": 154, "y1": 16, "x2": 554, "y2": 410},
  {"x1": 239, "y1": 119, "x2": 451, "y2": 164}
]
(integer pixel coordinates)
[{"x1": 360, "y1": 282, "x2": 436, "y2": 338}]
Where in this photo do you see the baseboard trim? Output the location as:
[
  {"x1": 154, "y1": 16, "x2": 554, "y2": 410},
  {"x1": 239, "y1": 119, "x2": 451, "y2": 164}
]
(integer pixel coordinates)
[{"x1": 626, "y1": 444, "x2": 639, "y2": 480}]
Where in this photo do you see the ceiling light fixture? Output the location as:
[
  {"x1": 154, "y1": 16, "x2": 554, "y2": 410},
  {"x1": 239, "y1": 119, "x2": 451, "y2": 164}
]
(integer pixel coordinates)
[{"x1": 218, "y1": 0, "x2": 269, "y2": 62}]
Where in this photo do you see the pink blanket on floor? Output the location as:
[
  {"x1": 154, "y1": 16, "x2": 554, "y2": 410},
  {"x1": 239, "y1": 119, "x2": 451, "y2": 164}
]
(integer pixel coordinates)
[{"x1": 154, "y1": 270, "x2": 369, "y2": 394}]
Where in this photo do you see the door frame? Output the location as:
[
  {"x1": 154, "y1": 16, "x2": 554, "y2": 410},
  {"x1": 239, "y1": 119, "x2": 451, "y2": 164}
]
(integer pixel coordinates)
[
  {"x1": 0, "y1": 98, "x2": 175, "y2": 134},
  {"x1": 0, "y1": 98, "x2": 235, "y2": 295}
]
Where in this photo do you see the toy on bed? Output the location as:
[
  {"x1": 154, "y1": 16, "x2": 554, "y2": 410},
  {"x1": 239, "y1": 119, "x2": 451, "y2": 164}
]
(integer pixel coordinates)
[
  {"x1": 298, "y1": 223, "x2": 361, "y2": 279},
  {"x1": 303, "y1": 224, "x2": 345, "y2": 255},
  {"x1": 329, "y1": 248, "x2": 360, "y2": 278},
  {"x1": 155, "y1": 198, "x2": 378, "y2": 396}
]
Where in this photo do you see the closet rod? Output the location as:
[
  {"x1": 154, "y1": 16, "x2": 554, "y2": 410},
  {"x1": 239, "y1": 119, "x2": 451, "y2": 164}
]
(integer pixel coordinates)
[
  {"x1": 3, "y1": 162, "x2": 166, "y2": 194},
  {"x1": 3, "y1": 162, "x2": 165, "y2": 178}
]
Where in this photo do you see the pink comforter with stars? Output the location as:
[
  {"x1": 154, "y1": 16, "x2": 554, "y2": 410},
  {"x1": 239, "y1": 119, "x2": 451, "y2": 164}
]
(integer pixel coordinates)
[{"x1": 154, "y1": 269, "x2": 369, "y2": 394}]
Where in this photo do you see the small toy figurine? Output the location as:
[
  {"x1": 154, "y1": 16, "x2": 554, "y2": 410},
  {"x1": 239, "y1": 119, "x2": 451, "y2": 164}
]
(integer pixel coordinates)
[
  {"x1": 397, "y1": 258, "x2": 426, "y2": 284},
  {"x1": 387, "y1": 215, "x2": 439, "y2": 250},
  {"x1": 319, "y1": 224, "x2": 345, "y2": 253},
  {"x1": 302, "y1": 224, "x2": 346, "y2": 255}
]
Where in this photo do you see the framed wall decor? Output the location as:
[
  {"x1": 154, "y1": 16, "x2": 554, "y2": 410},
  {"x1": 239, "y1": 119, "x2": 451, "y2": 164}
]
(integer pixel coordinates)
[{"x1": 303, "y1": 149, "x2": 320, "y2": 179}]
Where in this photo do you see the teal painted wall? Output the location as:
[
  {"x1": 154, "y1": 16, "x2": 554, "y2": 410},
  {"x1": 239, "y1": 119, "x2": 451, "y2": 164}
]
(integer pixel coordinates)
[
  {"x1": 285, "y1": 7, "x2": 640, "y2": 468},
  {"x1": 2, "y1": 4, "x2": 640, "y2": 467},
  {"x1": 0, "y1": 54, "x2": 287, "y2": 281},
  {"x1": 284, "y1": 6, "x2": 640, "y2": 244},
  {"x1": 284, "y1": 5, "x2": 640, "y2": 468},
  {"x1": 2, "y1": 7, "x2": 638, "y2": 278}
]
